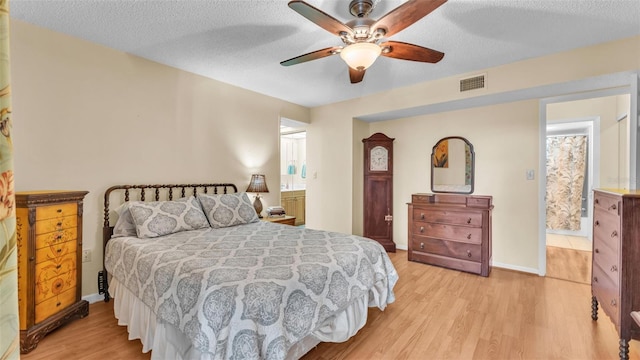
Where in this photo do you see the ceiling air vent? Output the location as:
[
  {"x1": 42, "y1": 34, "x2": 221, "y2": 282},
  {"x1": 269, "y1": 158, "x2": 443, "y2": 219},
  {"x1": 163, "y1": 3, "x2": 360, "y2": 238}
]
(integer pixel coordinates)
[{"x1": 460, "y1": 74, "x2": 486, "y2": 92}]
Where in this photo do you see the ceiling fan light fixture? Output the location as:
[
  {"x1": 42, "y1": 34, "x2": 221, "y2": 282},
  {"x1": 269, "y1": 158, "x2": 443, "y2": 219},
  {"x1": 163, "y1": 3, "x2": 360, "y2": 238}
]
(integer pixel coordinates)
[{"x1": 340, "y1": 42, "x2": 381, "y2": 71}]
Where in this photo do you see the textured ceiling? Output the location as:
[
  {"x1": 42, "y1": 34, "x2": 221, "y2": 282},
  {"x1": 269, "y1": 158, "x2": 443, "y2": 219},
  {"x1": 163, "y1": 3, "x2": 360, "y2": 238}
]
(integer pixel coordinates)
[{"x1": 10, "y1": 0, "x2": 640, "y2": 108}]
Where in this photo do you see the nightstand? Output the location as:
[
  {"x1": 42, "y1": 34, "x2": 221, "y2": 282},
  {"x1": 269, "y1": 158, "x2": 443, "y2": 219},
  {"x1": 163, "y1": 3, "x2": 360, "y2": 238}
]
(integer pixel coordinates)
[{"x1": 263, "y1": 215, "x2": 296, "y2": 226}]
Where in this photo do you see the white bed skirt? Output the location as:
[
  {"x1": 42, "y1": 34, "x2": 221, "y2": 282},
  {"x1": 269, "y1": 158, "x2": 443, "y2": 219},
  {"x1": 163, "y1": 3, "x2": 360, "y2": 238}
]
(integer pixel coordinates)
[{"x1": 110, "y1": 278, "x2": 370, "y2": 359}]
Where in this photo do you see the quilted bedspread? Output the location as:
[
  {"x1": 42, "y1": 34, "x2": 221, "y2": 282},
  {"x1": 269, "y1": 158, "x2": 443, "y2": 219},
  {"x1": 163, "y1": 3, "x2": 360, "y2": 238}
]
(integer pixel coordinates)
[{"x1": 105, "y1": 221, "x2": 398, "y2": 359}]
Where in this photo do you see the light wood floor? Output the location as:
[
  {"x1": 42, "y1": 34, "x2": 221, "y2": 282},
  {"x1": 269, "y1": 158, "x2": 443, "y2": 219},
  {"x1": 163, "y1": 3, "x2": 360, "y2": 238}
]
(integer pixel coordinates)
[
  {"x1": 546, "y1": 233, "x2": 592, "y2": 284},
  {"x1": 546, "y1": 245, "x2": 592, "y2": 284},
  {"x1": 22, "y1": 251, "x2": 639, "y2": 360}
]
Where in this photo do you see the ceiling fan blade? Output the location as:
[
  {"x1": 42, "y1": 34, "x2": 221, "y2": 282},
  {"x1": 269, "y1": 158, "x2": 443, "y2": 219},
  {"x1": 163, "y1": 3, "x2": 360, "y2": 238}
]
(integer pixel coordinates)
[
  {"x1": 349, "y1": 67, "x2": 365, "y2": 84},
  {"x1": 280, "y1": 46, "x2": 342, "y2": 66},
  {"x1": 288, "y1": 0, "x2": 353, "y2": 37},
  {"x1": 372, "y1": 0, "x2": 447, "y2": 38},
  {"x1": 380, "y1": 41, "x2": 444, "y2": 63}
]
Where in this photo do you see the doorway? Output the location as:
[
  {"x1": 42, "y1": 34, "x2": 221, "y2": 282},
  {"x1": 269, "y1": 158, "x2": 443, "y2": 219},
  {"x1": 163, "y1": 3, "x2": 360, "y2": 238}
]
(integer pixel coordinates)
[
  {"x1": 543, "y1": 93, "x2": 630, "y2": 284},
  {"x1": 545, "y1": 119, "x2": 596, "y2": 284},
  {"x1": 280, "y1": 118, "x2": 307, "y2": 226}
]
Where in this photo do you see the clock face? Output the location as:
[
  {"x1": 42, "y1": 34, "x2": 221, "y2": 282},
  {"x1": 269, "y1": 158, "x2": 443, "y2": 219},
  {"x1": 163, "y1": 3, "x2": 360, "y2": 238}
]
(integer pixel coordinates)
[{"x1": 370, "y1": 146, "x2": 388, "y2": 171}]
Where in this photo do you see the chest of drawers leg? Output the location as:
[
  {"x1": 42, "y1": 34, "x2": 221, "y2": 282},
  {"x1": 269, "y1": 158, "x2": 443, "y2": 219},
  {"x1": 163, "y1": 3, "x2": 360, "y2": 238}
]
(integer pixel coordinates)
[{"x1": 16, "y1": 191, "x2": 89, "y2": 353}]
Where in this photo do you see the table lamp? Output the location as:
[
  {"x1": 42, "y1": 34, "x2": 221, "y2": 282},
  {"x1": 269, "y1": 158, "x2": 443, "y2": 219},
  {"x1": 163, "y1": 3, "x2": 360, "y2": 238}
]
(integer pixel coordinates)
[{"x1": 246, "y1": 174, "x2": 269, "y2": 218}]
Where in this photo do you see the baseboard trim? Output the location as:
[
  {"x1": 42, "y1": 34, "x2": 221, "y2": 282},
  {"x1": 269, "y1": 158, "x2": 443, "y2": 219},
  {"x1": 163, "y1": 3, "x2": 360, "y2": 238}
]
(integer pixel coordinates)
[
  {"x1": 395, "y1": 244, "x2": 408, "y2": 251},
  {"x1": 82, "y1": 293, "x2": 104, "y2": 304},
  {"x1": 492, "y1": 261, "x2": 541, "y2": 276}
]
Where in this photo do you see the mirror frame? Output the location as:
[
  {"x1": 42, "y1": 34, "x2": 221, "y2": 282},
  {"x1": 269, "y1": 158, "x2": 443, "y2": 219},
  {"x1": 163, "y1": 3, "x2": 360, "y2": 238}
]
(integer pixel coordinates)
[{"x1": 430, "y1": 136, "x2": 475, "y2": 194}]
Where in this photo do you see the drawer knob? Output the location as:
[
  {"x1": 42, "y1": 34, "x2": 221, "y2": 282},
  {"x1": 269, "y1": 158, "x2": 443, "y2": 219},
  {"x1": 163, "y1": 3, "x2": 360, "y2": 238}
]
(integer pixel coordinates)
[
  {"x1": 611, "y1": 230, "x2": 618, "y2": 238},
  {"x1": 595, "y1": 248, "x2": 600, "y2": 254},
  {"x1": 420, "y1": 226, "x2": 424, "y2": 233},
  {"x1": 466, "y1": 234, "x2": 472, "y2": 240},
  {"x1": 56, "y1": 248, "x2": 62, "y2": 253},
  {"x1": 467, "y1": 218, "x2": 472, "y2": 224},
  {"x1": 594, "y1": 220, "x2": 600, "y2": 227},
  {"x1": 595, "y1": 199, "x2": 599, "y2": 205},
  {"x1": 56, "y1": 302, "x2": 61, "y2": 307},
  {"x1": 610, "y1": 265, "x2": 618, "y2": 272},
  {"x1": 420, "y1": 242, "x2": 424, "y2": 250},
  {"x1": 57, "y1": 208, "x2": 62, "y2": 213},
  {"x1": 594, "y1": 276, "x2": 598, "y2": 283},
  {"x1": 610, "y1": 299, "x2": 617, "y2": 307},
  {"x1": 56, "y1": 234, "x2": 63, "y2": 240},
  {"x1": 467, "y1": 250, "x2": 472, "y2": 258},
  {"x1": 55, "y1": 283, "x2": 62, "y2": 288},
  {"x1": 420, "y1": 213, "x2": 425, "y2": 220},
  {"x1": 56, "y1": 264, "x2": 61, "y2": 269},
  {"x1": 608, "y1": 204, "x2": 617, "y2": 210},
  {"x1": 56, "y1": 222, "x2": 62, "y2": 227}
]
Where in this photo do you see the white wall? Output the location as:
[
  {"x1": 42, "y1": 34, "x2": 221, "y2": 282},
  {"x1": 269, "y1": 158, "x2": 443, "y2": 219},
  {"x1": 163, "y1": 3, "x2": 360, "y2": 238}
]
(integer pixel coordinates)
[
  {"x1": 10, "y1": 19, "x2": 310, "y2": 296},
  {"x1": 370, "y1": 100, "x2": 540, "y2": 269},
  {"x1": 307, "y1": 35, "x2": 640, "y2": 272}
]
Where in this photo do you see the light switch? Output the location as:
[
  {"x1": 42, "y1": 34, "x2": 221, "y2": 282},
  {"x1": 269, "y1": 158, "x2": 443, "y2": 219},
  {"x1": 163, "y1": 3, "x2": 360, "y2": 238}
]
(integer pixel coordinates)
[{"x1": 526, "y1": 169, "x2": 535, "y2": 180}]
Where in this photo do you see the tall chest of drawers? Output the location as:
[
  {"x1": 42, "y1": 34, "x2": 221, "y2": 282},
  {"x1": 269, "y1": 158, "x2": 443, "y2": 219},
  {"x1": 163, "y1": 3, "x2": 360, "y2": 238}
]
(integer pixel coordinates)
[
  {"x1": 16, "y1": 190, "x2": 89, "y2": 353},
  {"x1": 591, "y1": 189, "x2": 640, "y2": 360},
  {"x1": 407, "y1": 193, "x2": 493, "y2": 276}
]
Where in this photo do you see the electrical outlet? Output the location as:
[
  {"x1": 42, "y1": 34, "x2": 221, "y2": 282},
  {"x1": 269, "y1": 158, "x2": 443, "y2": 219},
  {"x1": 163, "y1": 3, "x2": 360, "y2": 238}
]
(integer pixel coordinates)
[
  {"x1": 82, "y1": 249, "x2": 91, "y2": 263},
  {"x1": 526, "y1": 169, "x2": 535, "y2": 180}
]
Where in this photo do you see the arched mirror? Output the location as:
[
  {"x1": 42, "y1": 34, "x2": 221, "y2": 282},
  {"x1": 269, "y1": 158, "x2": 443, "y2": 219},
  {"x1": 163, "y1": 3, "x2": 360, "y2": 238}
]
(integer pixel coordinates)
[{"x1": 431, "y1": 136, "x2": 474, "y2": 194}]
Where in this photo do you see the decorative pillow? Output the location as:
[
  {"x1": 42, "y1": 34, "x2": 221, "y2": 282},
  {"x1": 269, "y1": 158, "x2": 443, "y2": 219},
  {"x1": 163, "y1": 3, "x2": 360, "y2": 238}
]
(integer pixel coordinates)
[
  {"x1": 197, "y1": 192, "x2": 259, "y2": 228},
  {"x1": 111, "y1": 202, "x2": 137, "y2": 238},
  {"x1": 128, "y1": 196, "x2": 210, "y2": 238}
]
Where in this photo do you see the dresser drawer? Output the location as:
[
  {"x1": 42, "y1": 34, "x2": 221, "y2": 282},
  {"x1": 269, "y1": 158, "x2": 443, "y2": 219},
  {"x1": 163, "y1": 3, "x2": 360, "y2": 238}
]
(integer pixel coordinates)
[
  {"x1": 35, "y1": 227, "x2": 77, "y2": 250},
  {"x1": 35, "y1": 239, "x2": 77, "y2": 264},
  {"x1": 35, "y1": 269, "x2": 76, "y2": 304},
  {"x1": 593, "y1": 209, "x2": 620, "y2": 253},
  {"x1": 592, "y1": 239, "x2": 620, "y2": 287},
  {"x1": 35, "y1": 215, "x2": 77, "y2": 235},
  {"x1": 35, "y1": 287, "x2": 76, "y2": 324},
  {"x1": 35, "y1": 252, "x2": 76, "y2": 283},
  {"x1": 411, "y1": 235, "x2": 481, "y2": 262},
  {"x1": 412, "y1": 222, "x2": 482, "y2": 244},
  {"x1": 36, "y1": 203, "x2": 77, "y2": 221},
  {"x1": 592, "y1": 262, "x2": 620, "y2": 326},
  {"x1": 412, "y1": 208, "x2": 482, "y2": 227},
  {"x1": 409, "y1": 251, "x2": 482, "y2": 275},
  {"x1": 594, "y1": 192, "x2": 621, "y2": 217}
]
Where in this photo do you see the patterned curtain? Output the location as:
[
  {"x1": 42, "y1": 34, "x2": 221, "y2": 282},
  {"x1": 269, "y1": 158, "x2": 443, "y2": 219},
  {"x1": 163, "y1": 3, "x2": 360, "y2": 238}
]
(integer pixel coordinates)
[
  {"x1": 0, "y1": 0, "x2": 18, "y2": 358},
  {"x1": 546, "y1": 135, "x2": 587, "y2": 231}
]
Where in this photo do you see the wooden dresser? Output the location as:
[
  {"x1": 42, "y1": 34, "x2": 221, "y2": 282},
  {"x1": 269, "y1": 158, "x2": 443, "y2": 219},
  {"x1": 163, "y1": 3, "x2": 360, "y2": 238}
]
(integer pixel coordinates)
[
  {"x1": 407, "y1": 193, "x2": 493, "y2": 276},
  {"x1": 16, "y1": 190, "x2": 89, "y2": 353},
  {"x1": 591, "y1": 189, "x2": 640, "y2": 360}
]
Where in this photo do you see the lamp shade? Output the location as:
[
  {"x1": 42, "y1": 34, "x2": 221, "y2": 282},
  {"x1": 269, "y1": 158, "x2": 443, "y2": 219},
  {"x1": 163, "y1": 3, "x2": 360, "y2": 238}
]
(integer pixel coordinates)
[
  {"x1": 340, "y1": 42, "x2": 381, "y2": 70},
  {"x1": 246, "y1": 174, "x2": 269, "y2": 193}
]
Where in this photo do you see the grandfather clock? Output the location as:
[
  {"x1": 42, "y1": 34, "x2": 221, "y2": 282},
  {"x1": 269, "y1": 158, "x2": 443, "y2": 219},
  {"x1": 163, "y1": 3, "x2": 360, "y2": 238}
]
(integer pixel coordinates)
[{"x1": 363, "y1": 133, "x2": 395, "y2": 252}]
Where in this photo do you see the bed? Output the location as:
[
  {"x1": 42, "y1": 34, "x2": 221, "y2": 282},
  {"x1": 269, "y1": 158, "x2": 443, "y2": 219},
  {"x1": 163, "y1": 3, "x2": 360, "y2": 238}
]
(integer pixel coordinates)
[{"x1": 100, "y1": 183, "x2": 398, "y2": 360}]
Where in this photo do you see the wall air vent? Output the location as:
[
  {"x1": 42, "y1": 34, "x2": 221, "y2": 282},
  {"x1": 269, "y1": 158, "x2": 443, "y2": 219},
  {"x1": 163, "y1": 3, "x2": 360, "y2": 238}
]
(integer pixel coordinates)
[{"x1": 460, "y1": 74, "x2": 486, "y2": 92}]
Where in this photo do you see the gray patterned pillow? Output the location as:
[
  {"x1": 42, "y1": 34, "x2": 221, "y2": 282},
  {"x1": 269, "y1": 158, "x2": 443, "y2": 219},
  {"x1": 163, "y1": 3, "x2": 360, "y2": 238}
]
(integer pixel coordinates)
[
  {"x1": 128, "y1": 196, "x2": 210, "y2": 238},
  {"x1": 111, "y1": 202, "x2": 137, "y2": 238},
  {"x1": 197, "y1": 192, "x2": 259, "y2": 228}
]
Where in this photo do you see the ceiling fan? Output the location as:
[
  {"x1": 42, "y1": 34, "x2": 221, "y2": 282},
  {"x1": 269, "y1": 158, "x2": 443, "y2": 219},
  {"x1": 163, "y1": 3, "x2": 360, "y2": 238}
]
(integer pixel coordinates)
[{"x1": 280, "y1": 0, "x2": 447, "y2": 84}]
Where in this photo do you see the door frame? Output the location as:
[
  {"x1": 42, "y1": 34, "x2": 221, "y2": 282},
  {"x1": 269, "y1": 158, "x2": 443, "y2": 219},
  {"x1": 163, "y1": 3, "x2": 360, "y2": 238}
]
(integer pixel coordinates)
[{"x1": 537, "y1": 71, "x2": 638, "y2": 276}]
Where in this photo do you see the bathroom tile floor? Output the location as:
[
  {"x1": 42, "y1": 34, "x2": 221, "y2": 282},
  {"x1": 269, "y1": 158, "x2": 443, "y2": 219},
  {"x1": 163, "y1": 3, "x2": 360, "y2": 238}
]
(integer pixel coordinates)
[{"x1": 546, "y1": 233, "x2": 591, "y2": 251}]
